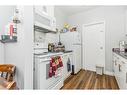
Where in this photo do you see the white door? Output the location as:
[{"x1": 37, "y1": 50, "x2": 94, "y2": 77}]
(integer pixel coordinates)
[{"x1": 83, "y1": 22, "x2": 105, "y2": 72}]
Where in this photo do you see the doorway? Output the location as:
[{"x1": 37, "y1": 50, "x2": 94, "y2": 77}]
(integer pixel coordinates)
[{"x1": 82, "y1": 21, "x2": 105, "y2": 72}]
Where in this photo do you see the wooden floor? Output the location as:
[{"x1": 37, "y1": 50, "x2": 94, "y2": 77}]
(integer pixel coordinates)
[{"x1": 61, "y1": 70, "x2": 119, "y2": 90}]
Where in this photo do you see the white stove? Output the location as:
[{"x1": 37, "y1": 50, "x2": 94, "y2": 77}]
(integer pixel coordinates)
[{"x1": 34, "y1": 48, "x2": 64, "y2": 89}]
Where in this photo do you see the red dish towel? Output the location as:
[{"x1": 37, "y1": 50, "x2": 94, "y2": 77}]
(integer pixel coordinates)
[
  {"x1": 49, "y1": 56, "x2": 63, "y2": 77},
  {"x1": 58, "y1": 56, "x2": 63, "y2": 67}
]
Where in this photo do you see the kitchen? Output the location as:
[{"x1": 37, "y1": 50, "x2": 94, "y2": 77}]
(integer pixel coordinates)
[{"x1": 0, "y1": 5, "x2": 127, "y2": 90}]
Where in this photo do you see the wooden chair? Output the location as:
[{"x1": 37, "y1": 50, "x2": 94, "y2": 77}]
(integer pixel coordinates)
[
  {"x1": 0, "y1": 64, "x2": 16, "y2": 82},
  {"x1": 0, "y1": 77, "x2": 17, "y2": 90}
]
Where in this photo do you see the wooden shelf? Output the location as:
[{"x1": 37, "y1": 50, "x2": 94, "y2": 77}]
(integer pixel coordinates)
[{"x1": 0, "y1": 35, "x2": 17, "y2": 43}]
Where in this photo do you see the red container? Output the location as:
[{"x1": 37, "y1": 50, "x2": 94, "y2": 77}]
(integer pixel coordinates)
[{"x1": 10, "y1": 25, "x2": 13, "y2": 36}]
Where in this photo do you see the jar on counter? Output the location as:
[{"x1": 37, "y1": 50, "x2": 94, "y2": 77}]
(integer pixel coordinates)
[{"x1": 48, "y1": 43, "x2": 52, "y2": 52}]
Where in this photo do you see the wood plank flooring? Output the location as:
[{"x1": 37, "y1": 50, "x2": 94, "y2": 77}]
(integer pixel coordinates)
[{"x1": 61, "y1": 70, "x2": 119, "y2": 90}]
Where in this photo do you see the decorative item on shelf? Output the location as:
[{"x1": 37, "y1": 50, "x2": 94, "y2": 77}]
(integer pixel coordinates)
[
  {"x1": 63, "y1": 23, "x2": 70, "y2": 33},
  {"x1": 13, "y1": 8, "x2": 21, "y2": 24},
  {"x1": 63, "y1": 28, "x2": 68, "y2": 33},
  {"x1": 60, "y1": 24, "x2": 77, "y2": 33},
  {"x1": 0, "y1": 8, "x2": 21, "y2": 43},
  {"x1": 12, "y1": 8, "x2": 21, "y2": 37},
  {"x1": 0, "y1": 23, "x2": 17, "y2": 43},
  {"x1": 70, "y1": 26, "x2": 77, "y2": 32}
]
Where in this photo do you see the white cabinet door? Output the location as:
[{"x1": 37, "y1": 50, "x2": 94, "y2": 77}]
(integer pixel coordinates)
[
  {"x1": 34, "y1": 6, "x2": 56, "y2": 32},
  {"x1": 34, "y1": 6, "x2": 54, "y2": 18},
  {"x1": 113, "y1": 54, "x2": 120, "y2": 87},
  {"x1": 125, "y1": 71, "x2": 127, "y2": 89},
  {"x1": 62, "y1": 54, "x2": 68, "y2": 80},
  {"x1": 120, "y1": 60, "x2": 127, "y2": 89},
  {"x1": 46, "y1": 6, "x2": 54, "y2": 17},
  {"x1": 116, "y1": 56, "x2": 122, "y2": 88},
  {"x1": 34, "y1": 6, "x2": 47, "y2": 15},
  {"x1": 125, "y1": 9, "x2": 127, "y2": 36},
  {"x1": 113, "y1": 54, "x2": 118, "y2": 77},
  {"x1": 115, "y1": 58, "x2": 119, "y2": 83},
  {"x1": 118, "y1": 59, "x2": 124, "y2": 89},
  {"x1": 113, "y1": 53, "x2": 127, "y2": 89}
]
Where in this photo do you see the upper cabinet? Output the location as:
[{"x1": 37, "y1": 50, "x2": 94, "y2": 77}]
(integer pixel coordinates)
[
  {"x1": 46, "y1": 6, "x2": 54, "y2": 18},
  {"x1": 125, "y1": 8, "x2": 127, "y2": 36},
  {"x1": 34, "y1": 6, "x2": 54, "y2": 18},
  {"x1": 34, "y1": 6, "x2": 56, "y2": 32}
]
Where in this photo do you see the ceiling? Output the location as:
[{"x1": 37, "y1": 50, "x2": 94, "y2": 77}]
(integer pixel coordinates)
[{"x1": 55, "y1": 6, "x2": 98, "y2": 16}]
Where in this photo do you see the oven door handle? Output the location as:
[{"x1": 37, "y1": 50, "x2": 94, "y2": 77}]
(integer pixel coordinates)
[{"x1": 40, "y1": 59, "x2": 51, "y2": 62}]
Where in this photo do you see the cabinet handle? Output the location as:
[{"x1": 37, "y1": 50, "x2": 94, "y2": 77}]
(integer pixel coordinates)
[
  {"x1": 119, "y1": 64, "x2": 121, "y2": 72},
  {"x1": 126, "y1": 72, "x2": 127, "y2": 83}
]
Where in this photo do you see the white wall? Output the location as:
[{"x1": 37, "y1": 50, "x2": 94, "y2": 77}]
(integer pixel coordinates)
[
  {"x1": 0, "y1": 6, "x2": 15, "y2": 63},
  {"x1": 4, "y1": 6, "x2": 24, "y2": 89},
  {"x1": 54, "y1": 7, "x2": 68, "y2": 42},
  {"x1": 23, "y1": 6, "x2": 34, "y2": 89},
  {"x1": 67, "y1": 6, "x2": 126, "y2": 73},
  {"x1": 5, "y1": 6, "x2": 34, "y2": 89},
  {"x1": 54, "y1": 7, "x2": 67, "y2": 30}
]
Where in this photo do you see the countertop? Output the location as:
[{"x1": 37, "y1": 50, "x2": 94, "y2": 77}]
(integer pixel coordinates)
[
  {"x1": 113, "y1": 49, "x2": 127, "y2": 59},
  {"x1": 34, "y1": 50, "x2": 73, "y2": 56}
]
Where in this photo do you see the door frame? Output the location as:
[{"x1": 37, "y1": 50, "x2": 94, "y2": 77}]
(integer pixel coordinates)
[{"x1": 82, "y1": 21, "x2": 105, "y2": 73}]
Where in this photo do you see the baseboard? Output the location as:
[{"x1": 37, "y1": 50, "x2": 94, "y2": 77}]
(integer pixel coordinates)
[
  {"x1": 105, "y1": 71, "x2": 114, "y2": 76},
  {"x1": 82, "y1": 68, "x2": 114, "y2": 76}
]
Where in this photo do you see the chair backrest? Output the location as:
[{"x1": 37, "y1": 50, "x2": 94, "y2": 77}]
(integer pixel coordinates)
[
  {"x1": 0, "y1": 64, "x2": 16, "y2": 81},
  {"x1": 0, "y1": 77, "x2": 17, "y2": 90}
]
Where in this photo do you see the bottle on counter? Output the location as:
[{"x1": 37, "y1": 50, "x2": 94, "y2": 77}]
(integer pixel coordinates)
[
  {"x1": 51, "y1": 44, "x2": 54, "y2": 52},
  {"x1": 48, "y1": 43, "x2": 52, "y2": 52},
  {"x1": 48, "y1": 43, "x2": 54, "y2": 52}
]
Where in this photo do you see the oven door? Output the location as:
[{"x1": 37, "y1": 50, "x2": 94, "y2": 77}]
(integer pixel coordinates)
[{"x1": 36, "y1": 57, "x2": 63, "y2": 89}]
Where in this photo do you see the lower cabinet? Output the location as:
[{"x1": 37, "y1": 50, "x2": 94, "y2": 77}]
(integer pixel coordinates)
[
  {"x1": 120, "y1": 61, "x2": 127, "y2": 89},
  {"x1": 113, "y1": 53, "x2": 127, "y2": 89},
  {"x1": 62, "y1": 53, "x2": 73, "y2": 81},
  {"x1": 62, "y1": 54, "x2": 68, "y2": 80}
]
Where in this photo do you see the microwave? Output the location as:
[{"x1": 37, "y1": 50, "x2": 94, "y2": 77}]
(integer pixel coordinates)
[{"x1": 34, "y1": 9, "x2": 56, "y2": 32}]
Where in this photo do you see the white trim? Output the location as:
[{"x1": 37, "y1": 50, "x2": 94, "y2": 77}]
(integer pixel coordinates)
[
  {"x1": 83, "y1": 20, "x2": 105, "y2": 26},
  {"x1": 82, "y1": 21, "x2": 106, "y2": 74},
  {"x1": 105, "y1": 71, "x2": 114, "y2": 76}
]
